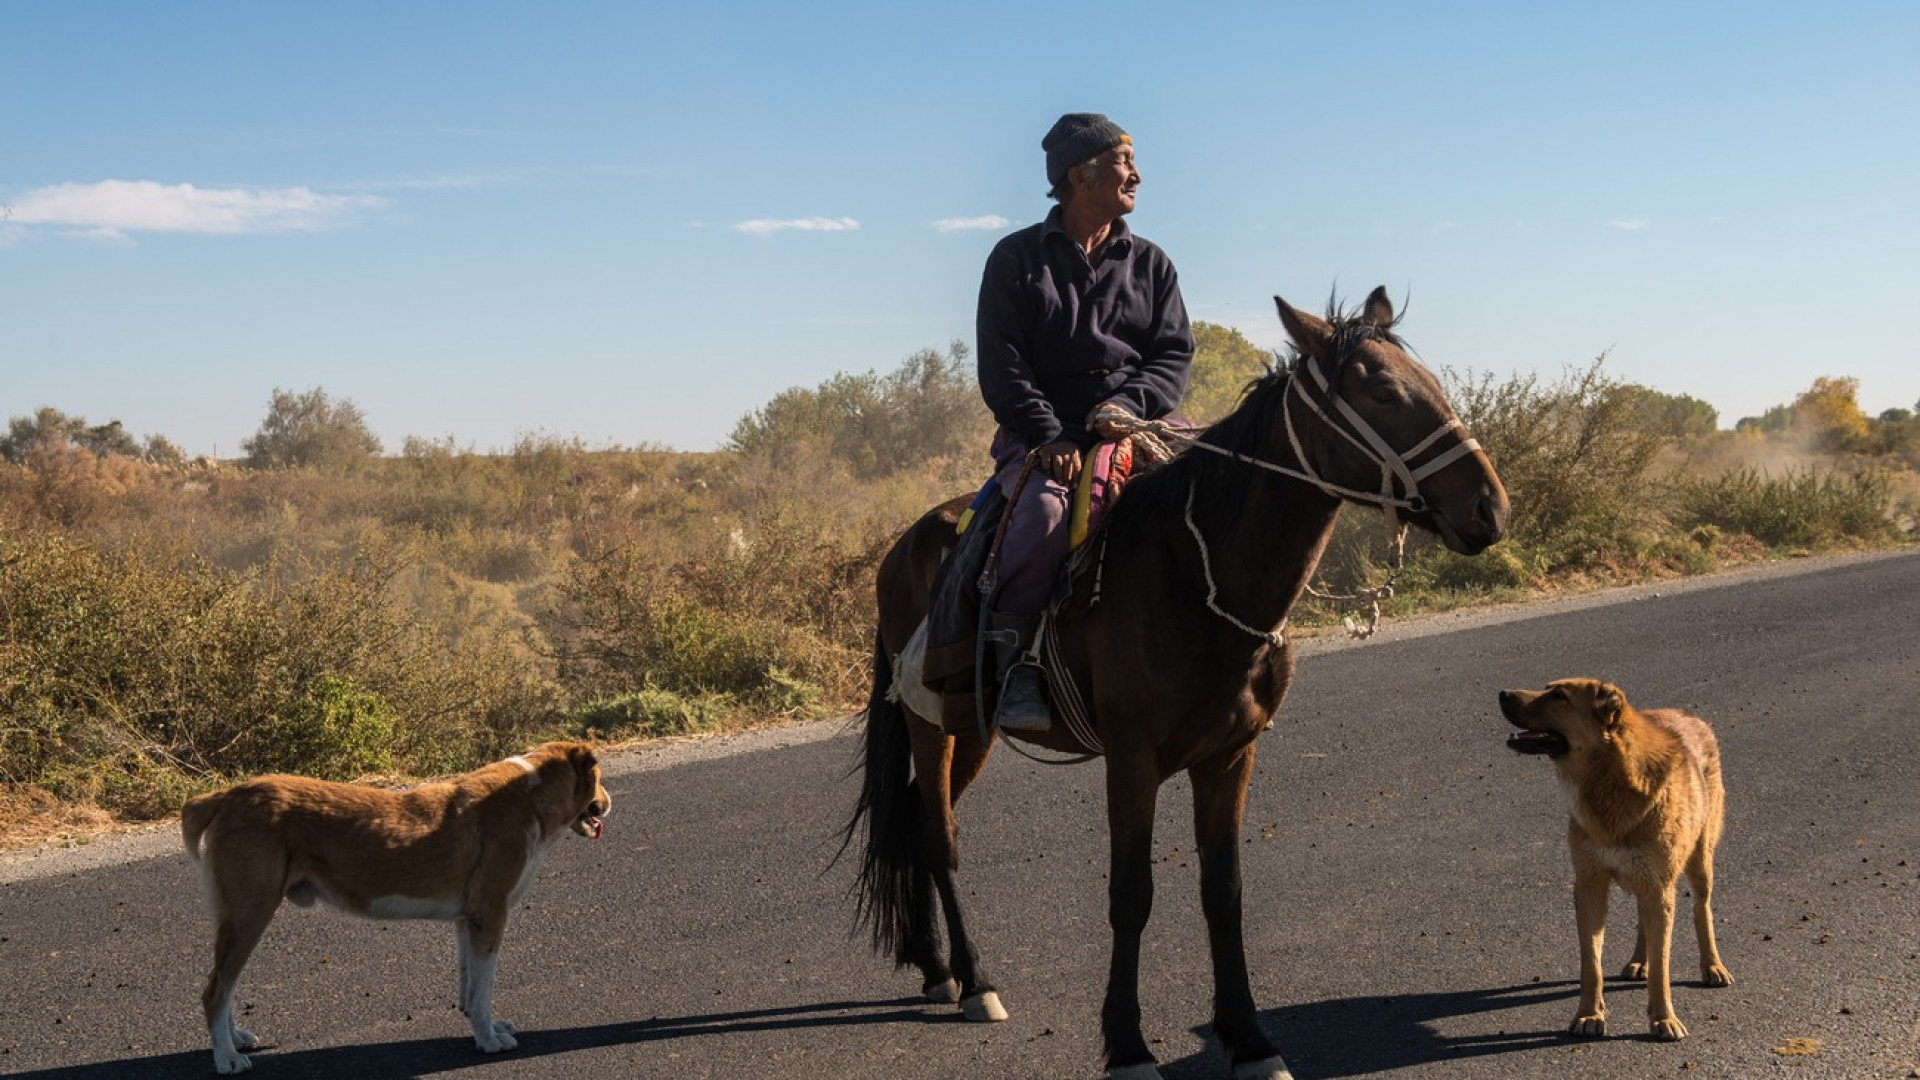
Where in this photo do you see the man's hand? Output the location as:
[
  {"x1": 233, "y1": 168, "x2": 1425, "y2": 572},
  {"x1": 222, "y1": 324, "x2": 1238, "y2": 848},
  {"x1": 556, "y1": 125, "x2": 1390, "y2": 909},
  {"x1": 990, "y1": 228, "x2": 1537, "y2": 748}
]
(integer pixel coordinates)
[
  {"x1": 1031, "y1": 440, "x2": 1083, "y2": 485},
  {"x1": 1087, "y1": 401, "x2": 1137, "y2": 440}
]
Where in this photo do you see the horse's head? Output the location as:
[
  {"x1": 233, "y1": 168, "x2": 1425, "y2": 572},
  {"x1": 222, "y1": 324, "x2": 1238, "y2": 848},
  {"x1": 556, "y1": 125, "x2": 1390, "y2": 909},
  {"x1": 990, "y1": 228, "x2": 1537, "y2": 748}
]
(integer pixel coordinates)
[{"x1": 1273, "y1": 287, "x2": 1509, "y2": 554}]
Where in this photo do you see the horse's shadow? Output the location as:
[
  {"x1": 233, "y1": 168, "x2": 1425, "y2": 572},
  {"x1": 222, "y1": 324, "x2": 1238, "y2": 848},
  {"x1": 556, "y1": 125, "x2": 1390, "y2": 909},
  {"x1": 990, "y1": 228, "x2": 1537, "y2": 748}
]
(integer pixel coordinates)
[
  {"x1": 3, "y1": 996, "x2": 949, "y2": 1080},
  {"x1": 1157, "y1": 980, "x2": 1585, "y2": 1080}
]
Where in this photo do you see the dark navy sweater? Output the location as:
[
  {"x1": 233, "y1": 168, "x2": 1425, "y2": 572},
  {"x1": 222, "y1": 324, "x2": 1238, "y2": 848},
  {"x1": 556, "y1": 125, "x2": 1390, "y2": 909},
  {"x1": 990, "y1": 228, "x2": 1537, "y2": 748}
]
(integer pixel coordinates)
[{"x1": 975, "y1": 207, "x2": 1193, "y2": 450}]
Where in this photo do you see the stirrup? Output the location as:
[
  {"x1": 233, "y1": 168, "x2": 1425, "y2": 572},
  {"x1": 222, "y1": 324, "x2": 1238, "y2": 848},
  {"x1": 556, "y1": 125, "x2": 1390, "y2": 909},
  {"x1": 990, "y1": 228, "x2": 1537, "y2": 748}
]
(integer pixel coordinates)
[{"x1": 995, "y1": 660, "x2": 1052, "y2": 732}]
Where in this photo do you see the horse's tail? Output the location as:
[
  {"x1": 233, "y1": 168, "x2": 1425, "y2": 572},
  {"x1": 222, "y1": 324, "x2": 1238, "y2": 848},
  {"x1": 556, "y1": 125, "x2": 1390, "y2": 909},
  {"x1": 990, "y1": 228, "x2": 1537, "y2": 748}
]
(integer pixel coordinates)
[{"x1": 838, "y1": 630, "x2": 923, "y2": 965}]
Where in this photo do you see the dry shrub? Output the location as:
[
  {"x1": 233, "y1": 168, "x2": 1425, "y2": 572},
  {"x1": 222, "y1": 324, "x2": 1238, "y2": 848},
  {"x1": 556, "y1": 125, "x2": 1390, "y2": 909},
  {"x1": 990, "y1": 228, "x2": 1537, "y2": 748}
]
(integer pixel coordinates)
[
  {"x1": 1444, "y1": 355, "x2": 1663, "y2": 561},
  {"x1": 0, "y1": 521, "x2": 561, "y2": 812},
  {"x1": 546, "y1": 496, "x2": 883, "y2": 725},
  {"x1": 0, "y1": 785, "x2": 116, "y2": 850}
]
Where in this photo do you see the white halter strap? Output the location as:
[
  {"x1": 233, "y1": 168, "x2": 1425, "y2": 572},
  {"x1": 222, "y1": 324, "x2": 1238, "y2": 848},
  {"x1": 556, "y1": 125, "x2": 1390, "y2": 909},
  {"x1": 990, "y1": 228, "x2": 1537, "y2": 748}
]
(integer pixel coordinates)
[
  {"x1": 1290, "y1": 351, "x2": 1482, "y2": 511},
  {"x1": 1181, "y1": 347, "x2": 1481, "y2": 516}
]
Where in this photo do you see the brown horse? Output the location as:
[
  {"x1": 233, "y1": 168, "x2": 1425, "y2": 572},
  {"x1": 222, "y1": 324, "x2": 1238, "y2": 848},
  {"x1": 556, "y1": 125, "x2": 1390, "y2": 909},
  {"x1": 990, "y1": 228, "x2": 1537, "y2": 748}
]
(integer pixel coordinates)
[{"x1": 844, "y1": 288, "x2": 1509, "y2": 1080}]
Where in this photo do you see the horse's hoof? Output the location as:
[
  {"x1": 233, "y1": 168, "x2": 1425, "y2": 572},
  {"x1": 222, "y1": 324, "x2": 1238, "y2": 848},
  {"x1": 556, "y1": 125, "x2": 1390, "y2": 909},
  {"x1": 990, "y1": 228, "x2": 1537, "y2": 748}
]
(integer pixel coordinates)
[
  {"x1": 923, "y1": 977, "x2": 960, "y2": 1003},
  {"x1": 1233, "y1": 1054, "x2": 1296, "y2": 1080},
  {"x1": 961, "y1": 991, "x2": 1008, "y2": 1022},
  {"x1": 1106, "y1": 1064, "x2": 1164, "y2": 1080}
]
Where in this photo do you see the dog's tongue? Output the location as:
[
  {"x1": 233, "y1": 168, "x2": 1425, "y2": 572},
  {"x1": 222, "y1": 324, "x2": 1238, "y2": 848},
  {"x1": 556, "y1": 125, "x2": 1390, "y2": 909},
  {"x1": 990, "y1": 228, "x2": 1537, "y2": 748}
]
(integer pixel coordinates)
[{"x1": 588, "y1": 816, "x2": 604, "y2": 840}]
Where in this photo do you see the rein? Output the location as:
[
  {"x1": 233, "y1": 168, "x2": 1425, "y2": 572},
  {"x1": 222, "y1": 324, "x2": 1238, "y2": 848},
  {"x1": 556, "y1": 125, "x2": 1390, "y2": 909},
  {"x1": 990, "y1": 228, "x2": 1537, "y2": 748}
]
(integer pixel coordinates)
[{"x1": 1099, "y1": 339, "x2": 1480, "y2": 644}]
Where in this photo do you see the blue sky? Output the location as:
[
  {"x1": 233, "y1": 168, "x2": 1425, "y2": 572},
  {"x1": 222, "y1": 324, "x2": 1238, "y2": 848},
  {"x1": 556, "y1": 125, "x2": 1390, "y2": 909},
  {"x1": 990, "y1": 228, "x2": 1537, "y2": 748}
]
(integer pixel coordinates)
[{"x1": 4, "y1": 1, "x2": 1915, "y2": 457}]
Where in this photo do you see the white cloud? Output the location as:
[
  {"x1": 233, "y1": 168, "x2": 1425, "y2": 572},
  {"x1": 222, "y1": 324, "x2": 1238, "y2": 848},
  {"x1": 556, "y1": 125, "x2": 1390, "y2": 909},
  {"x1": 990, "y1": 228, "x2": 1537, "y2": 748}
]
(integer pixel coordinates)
[
  {"x1": 1608, "y1": 217, "x2": 1650, "y2": 231},
  {"x1": 338, "y1": 173, "x2": 496, "y2": 191},
  {"x1": 4, "y1": 180, "x2": 388, "y2": 236},
  {"x1": 65, "y1": 227, "x2": 136, "y2": 246},
  {"x1": 930, "y1": 215, "x2": 1009, "y2": 233},
  {"x1": 733, "y1": 216, "x2": 860, "y2": 237}
]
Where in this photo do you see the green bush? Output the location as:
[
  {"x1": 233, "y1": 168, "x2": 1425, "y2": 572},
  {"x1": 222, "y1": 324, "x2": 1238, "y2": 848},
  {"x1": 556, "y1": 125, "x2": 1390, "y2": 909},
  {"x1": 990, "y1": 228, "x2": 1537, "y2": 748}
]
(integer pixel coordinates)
[
  {"x1": 264, "y1": 675, "x2": 398, "y2": 780},
  {"x1": 1425, "y1": 543, "x2": 1545, "y2": 594},
  {"x1": 1672, "y1": 467, "x2": 1895, "y2": 549},
  {"x1": 569, "y1": 688, "x2": 729, "y2": 739}
]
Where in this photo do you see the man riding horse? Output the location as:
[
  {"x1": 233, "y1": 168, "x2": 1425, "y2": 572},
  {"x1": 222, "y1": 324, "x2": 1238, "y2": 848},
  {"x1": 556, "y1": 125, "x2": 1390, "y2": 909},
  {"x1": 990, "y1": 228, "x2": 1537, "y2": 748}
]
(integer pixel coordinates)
[{"x1": 976, "y1": 112, "x2": 1195, "y2": 731}]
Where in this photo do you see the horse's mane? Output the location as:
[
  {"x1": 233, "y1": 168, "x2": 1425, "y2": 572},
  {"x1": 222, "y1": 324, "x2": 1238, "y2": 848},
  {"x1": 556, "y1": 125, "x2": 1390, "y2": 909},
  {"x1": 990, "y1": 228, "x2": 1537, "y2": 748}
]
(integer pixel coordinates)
[{"x1": 1113, "y1": 300, "x2": 1403, "y2": 532}]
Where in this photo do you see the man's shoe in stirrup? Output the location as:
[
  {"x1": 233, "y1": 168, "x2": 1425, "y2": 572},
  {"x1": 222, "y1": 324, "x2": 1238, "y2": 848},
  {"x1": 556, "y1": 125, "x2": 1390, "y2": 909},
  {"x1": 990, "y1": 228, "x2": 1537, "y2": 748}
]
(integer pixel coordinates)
[
  {"x1": 987, "y1": 612, "x2": 1051, "y2": 733},
  {"x1": 995, "y1": 663, "x2": 1052, "y2": 732}
]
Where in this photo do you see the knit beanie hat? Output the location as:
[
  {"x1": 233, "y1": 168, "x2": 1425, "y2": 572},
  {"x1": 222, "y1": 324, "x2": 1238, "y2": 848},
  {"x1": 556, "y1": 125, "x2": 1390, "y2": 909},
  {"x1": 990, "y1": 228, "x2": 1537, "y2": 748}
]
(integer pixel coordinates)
[{"x1": 1043, "y1": 113, "x2": 1130, "y2": 187}]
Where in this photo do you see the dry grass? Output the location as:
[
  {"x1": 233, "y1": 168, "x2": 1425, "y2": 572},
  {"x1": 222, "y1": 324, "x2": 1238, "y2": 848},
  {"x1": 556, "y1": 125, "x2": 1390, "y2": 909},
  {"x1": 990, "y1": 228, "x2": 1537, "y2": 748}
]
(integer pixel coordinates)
[
  {"x1": 0, "y1": 786, "x2": 121, "y2": 852},
  {"x1": 1, "y1": 352, "x2": 1911, "y2": 839}
]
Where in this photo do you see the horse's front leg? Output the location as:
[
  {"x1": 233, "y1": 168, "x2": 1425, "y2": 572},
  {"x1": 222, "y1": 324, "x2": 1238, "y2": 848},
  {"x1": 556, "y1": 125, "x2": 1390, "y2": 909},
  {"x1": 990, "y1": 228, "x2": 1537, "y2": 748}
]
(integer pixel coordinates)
[
  {"x1": 1102, "y1": 758, "x2": 1162, "y2": 1079},
  {"x1": 1191, "y1": 747, "x2": 1292, "y2": 1080}
]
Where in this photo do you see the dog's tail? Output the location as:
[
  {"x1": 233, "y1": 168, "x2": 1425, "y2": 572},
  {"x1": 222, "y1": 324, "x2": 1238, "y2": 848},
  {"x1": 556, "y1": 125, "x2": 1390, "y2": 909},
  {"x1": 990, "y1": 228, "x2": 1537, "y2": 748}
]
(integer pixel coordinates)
[{"x1": 180, "y1": 790, "x2": 223, "y2": 863}]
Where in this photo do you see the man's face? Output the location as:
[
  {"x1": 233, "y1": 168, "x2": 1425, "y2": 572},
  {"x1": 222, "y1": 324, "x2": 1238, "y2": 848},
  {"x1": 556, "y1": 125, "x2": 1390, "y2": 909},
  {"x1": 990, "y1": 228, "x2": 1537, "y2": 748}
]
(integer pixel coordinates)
[{"x1": 1076, "y1": 145, "x2": 1139, "y2": 217}]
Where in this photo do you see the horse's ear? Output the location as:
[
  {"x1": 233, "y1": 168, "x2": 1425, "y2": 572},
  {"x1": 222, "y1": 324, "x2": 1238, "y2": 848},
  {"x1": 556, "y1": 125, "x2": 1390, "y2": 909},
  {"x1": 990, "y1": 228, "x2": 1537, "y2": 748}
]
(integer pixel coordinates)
[
  {"x1": 1363, "y1": 286, "x2": 1395, "y2": 329},
  {"x1": 1274, "y1": 296, "x2": 1330, "y2": 354}
]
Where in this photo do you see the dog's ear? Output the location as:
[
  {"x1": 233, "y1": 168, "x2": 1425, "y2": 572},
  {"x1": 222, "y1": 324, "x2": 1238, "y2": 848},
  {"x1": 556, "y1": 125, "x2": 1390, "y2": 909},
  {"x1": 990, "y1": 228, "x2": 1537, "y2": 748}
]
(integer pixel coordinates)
[
  {"x1": 1595, "y1": 683, "x2": 1627, "y2": 728},
  {"x1": 568, "y1": 742, "x2": 599, "y2": 779}
]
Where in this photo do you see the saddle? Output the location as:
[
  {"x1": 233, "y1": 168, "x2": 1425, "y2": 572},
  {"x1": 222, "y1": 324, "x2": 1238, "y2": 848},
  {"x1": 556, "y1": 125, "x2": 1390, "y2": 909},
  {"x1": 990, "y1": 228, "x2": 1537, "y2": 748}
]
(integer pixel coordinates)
[{"x1": 908, "y1": 438, "x2": 1141, "y2": 734}]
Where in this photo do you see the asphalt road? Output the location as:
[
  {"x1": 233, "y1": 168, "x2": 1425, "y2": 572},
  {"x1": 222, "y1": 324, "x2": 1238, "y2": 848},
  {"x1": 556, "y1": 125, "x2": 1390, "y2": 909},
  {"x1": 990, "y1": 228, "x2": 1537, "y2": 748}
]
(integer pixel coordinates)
[{"x1": 2, "y1": 550, "x2": 1915, "y2": 1080}]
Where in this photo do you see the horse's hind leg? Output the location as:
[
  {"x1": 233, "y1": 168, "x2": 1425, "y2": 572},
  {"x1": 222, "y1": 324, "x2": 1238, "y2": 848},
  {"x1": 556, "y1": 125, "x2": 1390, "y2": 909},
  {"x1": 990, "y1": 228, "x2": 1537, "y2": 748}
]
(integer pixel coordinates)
[
  {"x1": 1191, "y1": 748, "x2": 1291, "y2": 1079},
  {"x1": 202, "y1": 861, "x2": 281, "y2": 1075},
  {"x1": 901, "y1": 848, "x2": 953, "y2": 1002},
  {"x1": 910, "y1": 725, "x2": 1005, "y2": 1021}
]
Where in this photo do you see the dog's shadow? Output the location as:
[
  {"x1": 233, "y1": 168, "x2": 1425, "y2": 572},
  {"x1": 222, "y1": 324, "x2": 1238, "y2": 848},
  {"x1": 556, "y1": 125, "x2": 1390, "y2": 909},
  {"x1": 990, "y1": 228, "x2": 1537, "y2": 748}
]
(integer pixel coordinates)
[
  {"x1": 1, "y1": 996, "x2": 952, "y2": 1080},
  {"x1": 1155, "y1": 980, "x2": 1592, "y2": 1080}
]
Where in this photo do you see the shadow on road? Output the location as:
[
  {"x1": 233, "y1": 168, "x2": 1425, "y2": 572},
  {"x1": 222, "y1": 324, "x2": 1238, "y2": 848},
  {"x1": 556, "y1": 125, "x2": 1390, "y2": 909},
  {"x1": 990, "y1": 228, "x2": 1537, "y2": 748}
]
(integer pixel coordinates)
[
  {"x1": 2, "y1": 996, "x2": 952, "y2": 1079},
  {"x1": 1156, "y1": 981, "x2": 1583, "y2": 1080}
]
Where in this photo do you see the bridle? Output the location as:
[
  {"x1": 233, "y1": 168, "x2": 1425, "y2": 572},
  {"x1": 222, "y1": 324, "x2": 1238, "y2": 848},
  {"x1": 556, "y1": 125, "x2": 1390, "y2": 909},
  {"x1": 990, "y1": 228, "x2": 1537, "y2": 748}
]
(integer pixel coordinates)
[
  {"x1": 1168, "y1": 330, "x2": 1485, "y2": 643},
  {"x1": 1185, "y1": 333, "x2": 1483, "y2": 518}
]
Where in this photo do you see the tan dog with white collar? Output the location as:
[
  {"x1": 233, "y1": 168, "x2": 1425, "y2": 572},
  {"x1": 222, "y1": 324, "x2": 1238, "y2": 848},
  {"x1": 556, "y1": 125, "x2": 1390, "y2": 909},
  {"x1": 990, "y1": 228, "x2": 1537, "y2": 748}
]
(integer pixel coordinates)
[{"x1": 182, "y1": 741, "x2": 610, "y2": 1074}]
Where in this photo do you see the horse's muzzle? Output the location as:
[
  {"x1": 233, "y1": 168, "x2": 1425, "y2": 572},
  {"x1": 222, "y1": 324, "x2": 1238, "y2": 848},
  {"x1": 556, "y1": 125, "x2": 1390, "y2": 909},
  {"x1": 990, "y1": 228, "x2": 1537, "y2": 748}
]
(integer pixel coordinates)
[
  {"x1": 1473, "y1": 486, "x2": 1510, "y2": 544},
  {"x1": 1432, "y1": 483, "x2": 1509, "y2": 555}
]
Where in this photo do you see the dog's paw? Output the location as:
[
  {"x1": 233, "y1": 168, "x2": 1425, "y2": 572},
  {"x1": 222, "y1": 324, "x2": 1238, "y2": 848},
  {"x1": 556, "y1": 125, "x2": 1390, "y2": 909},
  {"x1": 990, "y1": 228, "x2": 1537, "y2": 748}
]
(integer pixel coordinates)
[
  {"x1": 1702, "y1": 963, "x2": 1733, "y2": 987},
  {"x1": 475, "y1": 1027, "x2": 519, "y2": 1054},
  {"x1": 1569, "y1": 1013, "x2": 1607, "y2": 1038},
  {"x1": 491, "y1": 1019, "x2": 517, "y2": 1036},
  {"x1": 231, "y1": 1027, "x2": 261, "y2": 1050},
  {"x1": 1651, "y1": 1015, "x2": 1688, "y2": 1041},
  {"x1": 213, "y1": 1048, "x2": 254, "y2": 1074},
  {"x1": 1619, "y1": 961, "x2": 1648, "y2": 980}
]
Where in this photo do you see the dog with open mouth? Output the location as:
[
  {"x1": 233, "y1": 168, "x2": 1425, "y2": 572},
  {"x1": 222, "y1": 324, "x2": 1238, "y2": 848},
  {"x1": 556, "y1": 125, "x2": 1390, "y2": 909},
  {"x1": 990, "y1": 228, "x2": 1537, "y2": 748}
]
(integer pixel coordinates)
[
  {"x1": 1500, "y1": 679, "x2": 1732, "y2": 1041},
  {"x1": 181, "y1": 741, "x2": 610, "y2": 1074}
]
